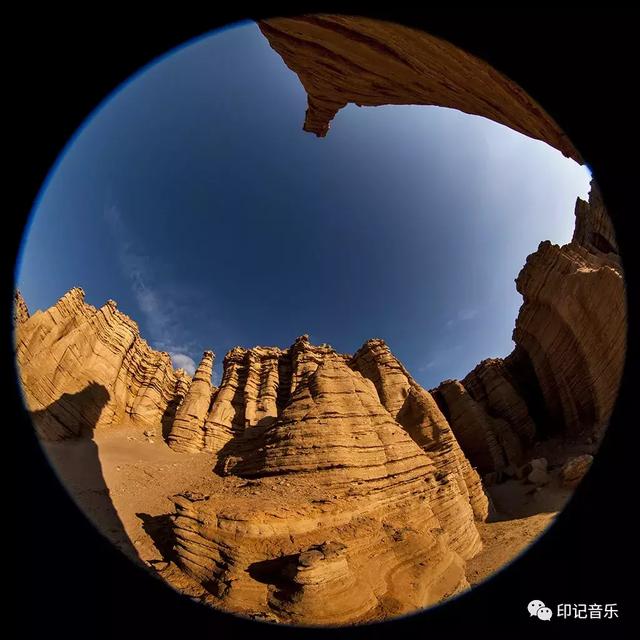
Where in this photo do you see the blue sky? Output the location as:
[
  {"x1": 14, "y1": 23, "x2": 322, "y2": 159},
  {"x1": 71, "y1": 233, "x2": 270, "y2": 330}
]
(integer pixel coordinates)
[{"x1": 16, "y1": 20, "x2": 591, "y2": 388}]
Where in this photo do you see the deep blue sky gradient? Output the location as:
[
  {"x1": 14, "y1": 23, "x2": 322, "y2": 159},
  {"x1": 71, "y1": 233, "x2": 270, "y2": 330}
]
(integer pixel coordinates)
[{"x1": 16, "y1": 21, "x2": 591, "y2": 387}]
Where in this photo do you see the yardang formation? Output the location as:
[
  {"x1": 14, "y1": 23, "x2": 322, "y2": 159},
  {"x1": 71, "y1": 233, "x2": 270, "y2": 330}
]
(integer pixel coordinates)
[{"x1": 14, "y1": 15, "x2": 626, "y2": 626}]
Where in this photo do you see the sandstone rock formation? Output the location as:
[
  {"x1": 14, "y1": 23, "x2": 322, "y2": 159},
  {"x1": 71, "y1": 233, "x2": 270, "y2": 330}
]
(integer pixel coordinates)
[
  {"x1": 572, "y1": 181, "x2": 618, "y2": 255},
  {"x1": 169, "y1": 339, "x2": 486, "y2": 624},
  {"x1": 350, "y1": 339, "x2": 488, "y2": 521},
  {"x1": 167, "y1": 351, "x2": 215, "y2": 453},
  {"x1": 427, "y1": 181, "x2": 626, "y2": 473},
  {"x1": 13, "y1": 289, "x2": 30, "y2": 325},
  {"x1": 15, "y1": 298, "x2": 490, "y2": 622},
  {"x1": 258, "y1": 14, "x2": 581, "y2": 161},
  {"x1": 13, "y1": 14, "x2": 628, "y2": 622},
  {"x1": 511, "y1": 190, "x2": 626, "y2": 439},
  {"x1": 15, "y1": 288, "x2": 192, "y2": 439},
  {"x1": 14, "y1": 174, "x2": 625, "y2": 626},
  {"x1": 433, "y1": 380, "x2": 516, "y2": 474},
  {"x1": 255, "y1": 14, "x2": 626, "y2": 472}
]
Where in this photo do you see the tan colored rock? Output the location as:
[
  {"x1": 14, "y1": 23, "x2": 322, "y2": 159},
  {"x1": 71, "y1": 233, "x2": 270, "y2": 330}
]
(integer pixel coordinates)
[
  {"x1": 167, "y1": 351, "x2": 214, "y2": 452},
  {"x1": 462, "y1": 358, "x2": 536, "y2": 448},
  {"x1": 526, "y1": 458, "x2": 550, "y2": 485},
  {"x1": 434, "y1": 380, "x2": 512, "y2": 473},
  {"x1": 513, "y1": 242, "x2": 625, "y2": 437},
  {"x1": 171, "y1": 342, "x2": 484, "y2": 624},
  {"x1": 350, "y1": 338, "x2": 488, "y2": 522},
  {"x1": 560, "y1": 454, "x2": 593, "y2": 487},
  {"x1": 13, "y1": 290, "x2": 30, "y2": 325},
  {"x1": 15, "y1": 288, "x2": 192, "y2": 439},
  {"x1": 258, "y1": 15, "x2": 580, "y2": 161}
]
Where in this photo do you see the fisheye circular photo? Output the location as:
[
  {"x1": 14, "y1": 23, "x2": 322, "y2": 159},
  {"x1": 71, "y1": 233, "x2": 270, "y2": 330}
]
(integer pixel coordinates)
[{"x1": 14, "y1": 15, "x2": 627, "y2": 626}]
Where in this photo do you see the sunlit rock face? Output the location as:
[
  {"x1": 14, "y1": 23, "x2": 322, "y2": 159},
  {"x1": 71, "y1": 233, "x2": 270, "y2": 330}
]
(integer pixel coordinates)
[
  {"x1": 15, "y1": 288, "x2": 190, "y2": 440},
  {"x1": 258, "y1": 14, "x2": 581, "y2": 161},
  {"x1": 14, "y1": 13, "x2": 627, "y2": 626},
  {"x1": 170, "y1": 340, "x2": 487, "y2": 625}
]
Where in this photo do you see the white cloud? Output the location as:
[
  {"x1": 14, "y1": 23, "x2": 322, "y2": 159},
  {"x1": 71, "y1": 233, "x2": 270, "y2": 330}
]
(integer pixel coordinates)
[
  {"x1": 169, "y1": 352, "x2": 197, "y2": 376},
  {"x1": 446, "y1": 308, "x2": 479, "y2": 328},
  {"x1": 104, "y1": 204, "x2": 200, "y2": 372},
  {"x1": 458, "y1": 308, "x2": 478, "y2": 321}
]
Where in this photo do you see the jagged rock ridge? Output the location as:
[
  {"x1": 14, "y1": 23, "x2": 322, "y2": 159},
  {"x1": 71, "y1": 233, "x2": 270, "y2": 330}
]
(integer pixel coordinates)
[
  {"x1": 13, "y1": 14, "x2": 626, "y2": 618},
  {"x1": 15, "y1": 288, "x2": 191, "y2": 440},
  {"x1": 14, "y1": 178, "x2": 625, "y2": 623},
  {"x1": 169, "y1": 338, "x2": 488, "y2": 623},
  {"x1": 14, "y1": 305, "x2": 490, "y2": 622},
  {"x1": 430, "y1": 182, "x2": 626, "y2": 473}
]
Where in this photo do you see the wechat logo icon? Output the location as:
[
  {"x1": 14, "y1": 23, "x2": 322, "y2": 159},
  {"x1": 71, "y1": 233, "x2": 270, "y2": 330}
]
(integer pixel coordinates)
[{"x1": 528, "y1": 600, "x2": 553, "y2": 621}]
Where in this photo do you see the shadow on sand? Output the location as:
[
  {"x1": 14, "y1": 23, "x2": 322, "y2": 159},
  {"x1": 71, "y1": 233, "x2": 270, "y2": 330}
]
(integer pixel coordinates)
[{"x1": 30, "y1": 382, "x2": 143, "y2": 565}]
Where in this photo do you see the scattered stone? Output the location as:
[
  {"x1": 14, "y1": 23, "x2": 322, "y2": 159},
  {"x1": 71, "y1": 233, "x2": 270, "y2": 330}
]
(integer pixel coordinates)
[
  {"x1": 528, "y1": 467, "x2": 550, "y2": 485},
  {"x1": 560, "y1": 454, "x2": 594, "y2": 488},
  {"x1": 525, "y1": 458, "x2": 549, "y2": 485}
]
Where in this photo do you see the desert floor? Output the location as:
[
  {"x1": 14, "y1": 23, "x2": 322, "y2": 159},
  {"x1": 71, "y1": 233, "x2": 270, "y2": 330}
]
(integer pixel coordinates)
[{"x1": 43, "y1": 425, "x2": 580, "y2": 601}]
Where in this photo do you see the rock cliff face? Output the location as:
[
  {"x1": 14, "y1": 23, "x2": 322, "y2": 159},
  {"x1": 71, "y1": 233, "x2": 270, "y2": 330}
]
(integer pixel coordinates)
[
  {"x1": 15, "y1": 288, "x2": 191, "y2": 439},
  {"x1": 167, "y1": 351, "x2": 215, "y2": 453},
  {"x1": 14, "y1": 17, "x2": 627, "y2": 615},
  {"x1": 258, "y1": 14, "x2": 581, "y2": 161},
  {"x1": 169, "y1": 338, "x2": 487, "y2": 624},
  {"x1": 14, "y1": 177, "x2": 625, "y2": 623},
  {"x1": 15, "y1": 297, "x2": 490, "y2": 622},
  {"x1": 430, "y1": 183, "x2": 626, "y2": 472},
  {"x1": 511, "y1": 223, "x2": 625, "y2": 438}
]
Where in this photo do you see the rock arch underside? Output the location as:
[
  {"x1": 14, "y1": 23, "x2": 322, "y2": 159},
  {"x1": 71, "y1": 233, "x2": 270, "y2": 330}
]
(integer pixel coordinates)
[{"x1": 14, "y1": 15, "x2": 626, "y2": 626}]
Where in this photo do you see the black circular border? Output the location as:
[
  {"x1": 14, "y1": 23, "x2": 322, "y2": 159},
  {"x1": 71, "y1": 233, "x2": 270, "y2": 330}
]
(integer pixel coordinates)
[{"x1": 10, "y1": 4, "x2": 636, "y2": 638}]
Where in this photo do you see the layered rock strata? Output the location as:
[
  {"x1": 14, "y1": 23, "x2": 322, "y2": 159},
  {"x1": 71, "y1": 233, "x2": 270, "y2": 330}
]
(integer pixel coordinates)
[
  {"x1": 14, "y1": 184, "x2": 625, "y2": 622},
  {"x1": 350, "y1": 339, "x2": 488, "y2": 521},
  {"x1": 170, "y1": 344, "x2": 485, "y2": 624},
  {"x1": 255, "y1": 14, "x2": 625, "y2": 469},
  {"x1": 167, "y1": 351, "x2": 215, "y2": 452},
  {"x1": 430, "y1": 188, "x2": 625, "y2": 471},
  {"x1": 258, "y1": 14, "x2": 581, "y2": 161},
  {"x1": 511, "y1": 238, "x2": 625, "y2": 437},
  {"x1": 15, "y1": 288, "x2": 192, "y2": 439}
]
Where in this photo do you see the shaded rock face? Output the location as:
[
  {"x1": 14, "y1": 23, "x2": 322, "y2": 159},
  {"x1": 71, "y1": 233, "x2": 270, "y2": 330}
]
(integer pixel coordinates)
[
  {"x1": 560, "y1": 454, "x2": 594, "y2": 488},
  {"x1": 15, "y1": 288, "x2": 191, "y2": 439},
  {"x1": 572, "y1": 181, "x2": 618, "y2": 256},
  {"x1": 512, "y1": 185, "x2": 626, "y2": 439},
  {"x1": 258, "y1": 14, "x2": 580, "y2": 161},
  {"x1": 430, "y1": 184, "x2": 626, "y2": 470}
]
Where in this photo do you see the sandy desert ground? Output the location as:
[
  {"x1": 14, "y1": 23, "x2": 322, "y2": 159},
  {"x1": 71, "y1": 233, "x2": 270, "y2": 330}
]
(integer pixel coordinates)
[{"x1": 43, "y1": 426, "x2": 593, "y2": 603}]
